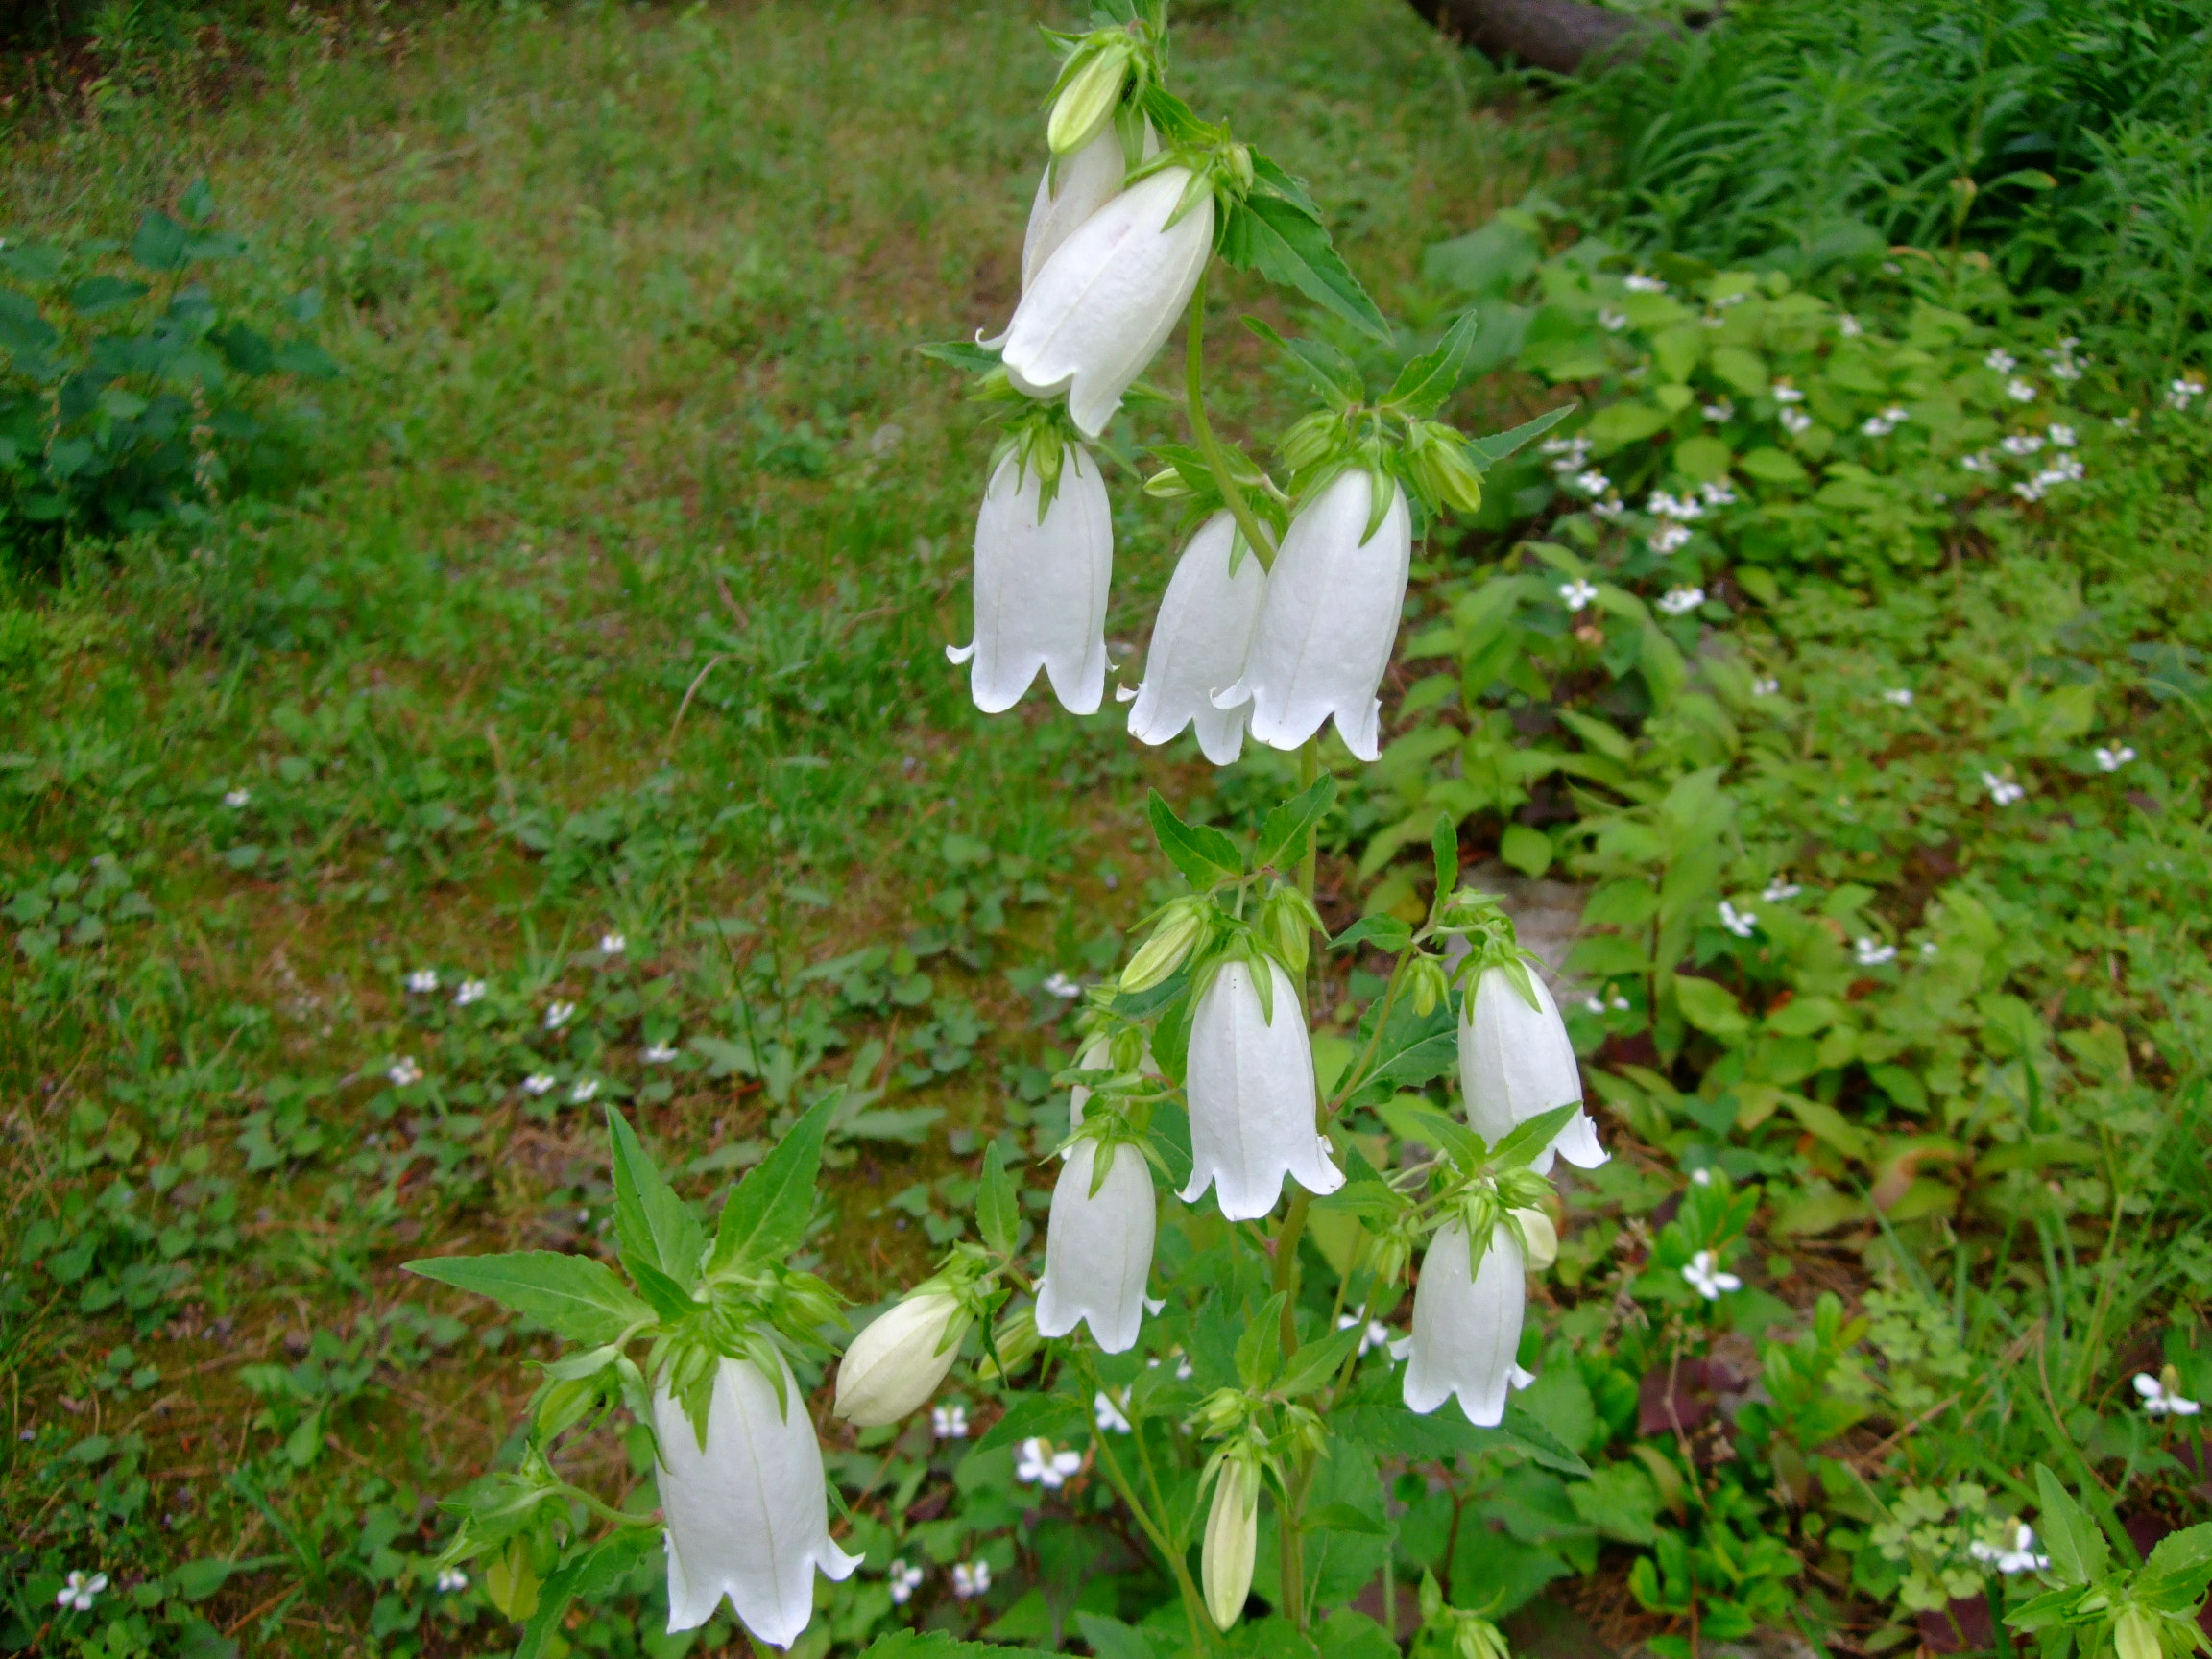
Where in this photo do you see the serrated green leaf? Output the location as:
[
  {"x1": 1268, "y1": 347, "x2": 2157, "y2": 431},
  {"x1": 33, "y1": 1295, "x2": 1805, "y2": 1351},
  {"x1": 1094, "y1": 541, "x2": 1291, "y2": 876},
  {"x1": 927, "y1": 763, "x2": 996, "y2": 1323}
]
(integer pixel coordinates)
[
  {"x1": 1236, "y1": 1293, "x2": 1287, "y2": 1392},
  {"x1": 1256, "y1": 775, "x2": 1336, "y2": 871},
  {"x1": 404, "y1": 1252, "x2": 652, "y2": 1346},
  {"x1": 2034, "y1": 1465, "x2": 2107, "y2": 1587},
  {"x1": 1385, "y1": 310, "x2": 1481, "y2": 418},
  {"x1": 131, "y1": 211, "x2": 189, "y2": 272},
  {"x1": 607, "y1": 1108, "x2": 705, "y2": 1288},
  {"x1": 517, "y1": 1530, "x2": 659, "y2": 1659},
  {"x1": 1331, "y1": 914, "x2": 1413, "y2": 955},
  {"x1": 973, "y1": 1391, "x2": 1087, "y2": 1455},
  {"x1": 859, "y1": 1633, "x2": 1064, "y2": 1659},
  {"x1": 1278, "y1": 1325, "x2": 1362, "y2": 1396},
  {"x1": 1147, "y1": 789, "x2": 1243, "y2": 887},
  {"x1": 708, "y1": 1092, "x2": 838, "y2": 1275},
  {"x1": 1216, "y1": 158, "x2": 1388, "y2": 341},
  {"x1": 1491, "y1": 1102, "x2": 1579, "y2": 1169},
  {"x1": 1245, "y1": 316, "x2": 1364, "y2": 408},
  {"x1": 1468, "y1": 403, "x2": 1576, "y2": 466},
  {"x1": 1431, "y1": 813, "x2": 1459, "y2": 899},
  {"x1": 978, "y1": 1141, "x2": 1019, "y2": 1256},
  {"x1": 917, "y1": 339, "x2": 1001, "y2": 374}
]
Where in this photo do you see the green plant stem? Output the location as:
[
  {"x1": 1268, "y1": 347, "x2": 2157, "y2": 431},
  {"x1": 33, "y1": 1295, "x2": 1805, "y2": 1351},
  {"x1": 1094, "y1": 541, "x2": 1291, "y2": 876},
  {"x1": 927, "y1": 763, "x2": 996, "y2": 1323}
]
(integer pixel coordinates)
[
  {"x1": 1328, "y1": 950, "x2": 1410, "y2": 1116},
  {"x1": 1074, "y1": 1353, "x2": 1214, "y2": 1655},
  {"x1": 1183, "y1": 271, "x2": 1278, "y2": 572}
]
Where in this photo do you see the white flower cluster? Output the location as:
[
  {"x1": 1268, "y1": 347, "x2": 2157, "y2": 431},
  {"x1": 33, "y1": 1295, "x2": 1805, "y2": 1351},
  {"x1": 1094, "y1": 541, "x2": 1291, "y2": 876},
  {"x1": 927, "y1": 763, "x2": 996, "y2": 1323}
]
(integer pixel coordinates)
[
  {"x1": 1779, "y1": 407, "x2": 1814, "y2": 436},
  {"x1": 1559, "y1": 578, "x2": 1599, "y2": 613},
  {"x1": 2168, "y1": 374, "x2": 2205, "y2": 410},
  {"x1": 1624, "y1": 273, "x2": 1668, "y2": 294},
  {"x1": 1657, "y1": 586, "x2": 1705, "y2": 615},
  {"x1": 1646, "y1": 490, "x2": 1704, "y2": 521},
  {"x1": 2094, "y1": 744, "x2": 2135, "y2": 772},
  {"x1": 1718, "y1": 900, "x2": 1757, "y2": 938},
  {"x1": 2045, "y1": 337, "x2": 2085, "y2": 382},
  {"x1": 1860, "y1": 405, "x2": 1909, "y2": 438},
  {"x1": 1970, "y1": 1525, "x2": 2051, "y2": 1575}
]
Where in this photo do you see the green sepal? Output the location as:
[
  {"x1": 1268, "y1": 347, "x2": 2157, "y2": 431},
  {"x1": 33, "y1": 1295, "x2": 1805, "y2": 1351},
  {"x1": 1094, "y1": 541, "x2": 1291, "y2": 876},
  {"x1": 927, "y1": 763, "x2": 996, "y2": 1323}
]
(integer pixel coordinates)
[{"x1": 1147, "y1": 789, "x2": 1244, "y2": 887}]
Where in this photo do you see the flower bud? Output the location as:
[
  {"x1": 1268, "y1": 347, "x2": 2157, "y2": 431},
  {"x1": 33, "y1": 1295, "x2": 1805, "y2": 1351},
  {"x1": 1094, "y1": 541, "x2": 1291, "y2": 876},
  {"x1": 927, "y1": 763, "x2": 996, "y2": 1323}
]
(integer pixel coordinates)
[
  {"x1": 1406, "y1": 954, "x2": 1449, "y2": 1018},
  {"x1": 2115, "y1": 1609, "x2": 2159, "y2": 1659},
  {"x1": 1202, "y1": 1455, "x2": 1260, "y2": 1630},
  {"x1": 485, "y1": 1538, "x2": 541, "y2": 1621},
  {"x1": 1409, "y1": 422, "x2": 1484, "y2": 515},
  {"x1": 1510, "y1": 1206, "x2": 1558, "y2": 1271},
  {"x1": 1121, "y1": 900, "x2": 1206, "y2": 991},
  {"x1": 1260, "y1": 887, "x2": 1319, "y2": 977},
  {"x1": 1046, "y1": 41, "x2": 1131, "y2": 157},
  {"x1": 833, "y1": 1291, "x2": 966, "y2": 1427},
  {"x1": 975, "y1": 1304, "x2": 1041, "y2": 1382}
]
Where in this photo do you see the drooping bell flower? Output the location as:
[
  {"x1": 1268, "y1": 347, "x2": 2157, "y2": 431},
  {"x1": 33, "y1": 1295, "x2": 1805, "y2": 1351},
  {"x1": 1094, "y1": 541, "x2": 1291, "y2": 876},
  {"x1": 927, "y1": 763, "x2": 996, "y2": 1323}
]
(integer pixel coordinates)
[
  {"x1": 1180, "y1": 958, "x2": 1343, "y2": 1222},
  {"x1": 1000, "y1": 166, "x2": 1214, "y2": 439},
  {"x1": 1022, "y1": 125, "x2": 1151, "y2": 293},
  {"x1": 833, "y1": 1290, "x2": 965, "y2": 1427},
  {"x1": 655, "y1": 1354, "x2": 859, "y2": 1648},
  {"x1": 948, "y1": 445, "x2": 1112, "y2": 715},
  {"x1": 1458, "y1": 964, "x2": 1606, "y2": 1174},
  {"x1": 1216, "y1": 469, "x2": 1411, "y2": 762},
  {"x1": 1125, "y1": 513, "x2": 1267, "y2": 765},
  {"x1": 1201, "y1": 1454, "x2": 1260, "y2": 1630},
  {"x1": 1401, "y1": 1221, "x2": 1532, "y2": 1428},
  {"x1": 1035, "y1": 1139, "x2": 1156, "y2": 1354}
]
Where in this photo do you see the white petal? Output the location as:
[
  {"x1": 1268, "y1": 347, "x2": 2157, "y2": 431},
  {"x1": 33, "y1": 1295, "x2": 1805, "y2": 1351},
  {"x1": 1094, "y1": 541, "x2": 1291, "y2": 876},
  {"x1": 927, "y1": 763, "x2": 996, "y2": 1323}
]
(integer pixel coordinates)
[
  {"x1": 654, "y1": 1355, "x2": 858, "y2": 1649},
  {"x1": 1002, "y1": 168, "x2": 1214, "y2": 440},
  {"x1": 956, "y1": 448, "x2": 1113, "y2": 715},
  {"x1": 834, "y1": 1294, "x2": 960, "y2": 1426},
  {"x1": 1238, "y1": 471, "x2": 1410, "y2": 761},
  {"x1": 1127, "y1": 514, "x2": 1267, "y2": 766},
  {"x1": 1036, "y1": 1140, "x2": 1158, "y2": 1353},
  {"x1": 1402, "y1": 1223, "x2": 1527, "y2": 1426},
  {"x1": 1458, "y1": 967, "x2": 1590, "y2": 1172},
  {"x1": 1179, "y1": 960, "x2": 1343, "y2": 1221},
  {"x1": 1020, "y1": 126, "x2": 1132, "y2": 290}
]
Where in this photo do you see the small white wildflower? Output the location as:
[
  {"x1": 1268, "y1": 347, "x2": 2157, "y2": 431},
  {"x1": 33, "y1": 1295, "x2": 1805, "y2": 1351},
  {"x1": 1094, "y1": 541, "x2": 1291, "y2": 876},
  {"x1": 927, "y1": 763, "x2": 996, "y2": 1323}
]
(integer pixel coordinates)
[
  {"x1": 1657, "y1": 586, "x2": 1705, "y2": 615},
  {"x1": 1701, "y1": 397, "x2": 1735, "y2": 421},
  {"x1": 1718, "y1": 900, "x2": 1757, "y2": 938},
  {"x1": 454, "y1": 978, "x2": 487, "y2": 1006},
  {"x1": 521, "y1": 1073, "x2": 557, "y2": 1096},
  {"x1": 1919, "y1": 940, "x2": 1940, "y2": 959},
  {"x1": 222, "y1": 788, "x2": 252, "y2": 809},
  {"x1": 1714, "y1": 291, "x2": 1748, "y2": 308},
  {"x1": 1751, "y1": 676, "x2": 1780, "y2": 696},
  {"x1": 1699, "y1": 479, "x2": 1737, "y2": 507},
  {"x1": 1861, "y1": 415, "x2": 1896, "y2": 438},
  {"x1": 1568, "y1": 469, "x2": 1612, "y2": 497},
  {"x1": 1838, "y1": 313, "x2": 1863, "y2": 338},
  {"x1": 1611, "y1": 992, "x2": 1630, "y2": 1010},
  {"x1": 1591, "y1": 494, "x2": 1627, "y2": 522},
  {"x1": 599, "y1": 931, "x2": 626, "y2": 955},
  {"x1": 568, "y1": 1078, "x2": 599, "y2": 1105},
  {"x1": 544, "y1": 1000, "x2": 576, "y2": 1030},
  {"x1": 888, "y1": 1560, "x2": 926, "y2": 1604},
  {"x1": 406, "y1": 969, "x2": 440, "y2": 993},
  {"x1": 1968, "y1": 1524, "x2": 2050, "y2": 1575},
  {"x1": 1983, "y1": 770, "x2": 2026, "y2": 805},
  {"x1": 1773, "y1": 384, "x2": 1805, "y2": 404},
  {"x1": 1559, "y1": 579, "x2": 1599, "y2": 613},
  {"x1": 1882, "y1": 687, "x2": 1914, "y2": 707},
  {"x1": 2013, "y1": 477, "x2": 2047, "y2": 503},
  {"x1": 56, "y1": 1572, "x2": 108, "y2": 1612},
  {"x1": 1624, "y1": 273, "x2": 1668, "y2": 294},
  {"x1": 1779, "y1": 407, "x2": 1814, "y2": 436},
  {"x1": 2008, "y1": 377, "x2": 2037, "y2": 403},
  {"x1": 932, "y1": 1404, "x2": 969, "y2": 1439},
  {"x1": 2166, "y1": 374, "x2": 2204, "y2": 410},
  {"x1": 1337, "y1": 1312, "x2": 1394, "y2": 1357},
  {"x1": 2001, "y1": 433, "x2": 2045, "y2": 457},
  {"x1": 1855, "y1": 938, "x2": 1899, "y2": 967},
  {"x1": 2050, "y1": 356, "x2": 2083, "y2": 382},
  {"x1": 1648, "y1": 523, "x2": 1693, "y2": 556},
  {"x1": 2041, "y1": 452, "x2": 2085, "y2": 485},
  {"x1": 1762, "y1": 878, "x2": 1802, "y2": 902},
  {"x1": 1042, "y1": 971, "x2": 1083, "y2": 999},
  {"x1": 1015, "y1": 1437, "x2": 1083, "y2": 1488},
  {"x1": 1584, "y1": 993, "x2": 1608, "y2": 1014},
  {"x1": 1647, "y1": 491, "x2": 1704, "y2": 521},
  {"x1": 1984, "y1": 349, "x2": 2017, "y2": 373},
  {"x1": 388, "y1": 1057, "x2": 422, "y2": 1087},
  {"x1": 2112, "y1": 412, "x2": 2138, "y2": 430},
  {"x1": 2048, "y1": 423, "x2": 2076, "y2": 447},
  {"x1": 1682, "y1": 1250, "x2": 1741, "y2": 1301},
  {"x1": 1960, "y1": 450, "x2": 1994, "y2": 474},
  {"x1": 1690, "y1": 1167, "x2": 1714, "y2": 1187},
  {"x1": 436, "y1": 1568, "x2": 469, "y2": 1594},
  {"x1": 644, "y1": 1042, "x2": 679, "y2": 1063},
  {"x1": 1093, "y1": 1390, "x2": 1132, "y2": 1433},
  {"x1": 2094, "y1": 744, "x2": 2135, "y2": 772},
  {"x1": 1599, "y1": 308, "x2": 1629, "y2": 333},
  {"x1": 2135, "y1": 1372, "x2": 2202, "y2": 1416},
  {"x1": 952, "y1": 1560, "x2": 992, "y2": 1599}
]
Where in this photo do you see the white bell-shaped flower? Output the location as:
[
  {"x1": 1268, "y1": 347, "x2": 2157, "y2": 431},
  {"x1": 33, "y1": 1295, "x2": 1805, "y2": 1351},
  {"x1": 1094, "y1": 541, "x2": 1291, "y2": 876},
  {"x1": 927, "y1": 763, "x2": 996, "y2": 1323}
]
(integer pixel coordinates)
[
  {"x1": 1035, "y1": 1139, "x2": 1156, "y2": 1354},
  {"x1": 833, "y1": 1291, "x2": 962, "y2": 1427},
  {"x1": 1180, "y1": 958, "x2": 1344, "y2": 1222},
  {"x1": 1022, "y1": 125, "x2": 1144, "y2": 291},
  {"x1": 1458, "y1": 965, "x2": 1606, "y2": 1174},
  {"x1": 1402, "y1": 1222, "x2": 1533, "y2": 1427},
  {"x1": 1001, "y1": 166, "x2": 1214, "y2": 439},
  {"x1": 948, "y1": 446, "x2": 1112, "y2": 715},
  {"x1": 655, "y1": 1354, "x2": 859, "y2": 1648},
  {"x1": 1216, "y1": 469, "x2": 1411, "y2": 762},
  {"x1": 1127, "y1": 513, "x2": 1267, "y2": 765}
]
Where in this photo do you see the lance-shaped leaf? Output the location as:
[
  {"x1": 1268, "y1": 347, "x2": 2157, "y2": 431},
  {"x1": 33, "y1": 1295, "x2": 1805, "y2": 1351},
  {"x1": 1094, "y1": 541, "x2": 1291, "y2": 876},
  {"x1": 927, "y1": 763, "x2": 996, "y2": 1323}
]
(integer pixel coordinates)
[
  {"x1": 1278, "y1": 1325, "x2": 1363, "y2": 1397},
  {"x1": 1236, "y1": 1291, "x2": 1288, "y2": 1392},
  {"x1": 516, "y1": 1528, "x2": 660, "y2": 1659},
  {"x1": 1216, "y1": 156, "x2": 1388, "y2": 342},
  {"x1": 918, "y1": 339, "x2": 1003, "y2": 374},
  {"x1": 2033, "y1": 1464, "x2": 2109, "y2": 1586},
  {"x1": 708, "y1": 1092, "x2": 839, "y2": 1276},
  {"x1": 1492, "y1": 1102, "x2": 1581, "y2": 1170},
  {"x1": 1469, "y1": 403, "x2": 1578, "y2": 466},
  {"x1": 1245, "y1": 317, "x2": 1364, "y2": 408},
  {"x1": 607, "y1": 1107, "x2": 705, "y2": 1288},
  {"x1": 977, "y1": 1142, "x2": 1020, "y2": 1257},
  {"x1": 1379, "y1": 1097, "x2": 1485, "y2": 1167},
  {"x1": 1255, "y1": 775, "x2": 1337, "y2": 872},
  {"x1": 1148, "y1": 789, "x2": 1243, "y2": 887},
  {"x1": 974, "y1": 1391, "x2": 1089, "y2": 1455},
  {"x1": 1331, "y1": 914, "x2": 1413, "y2": 956},
  {"x1": 1384, "y1": 310, "x2": 1483, "y2": 419},
  {"x1": 405, "y1": 1252, "x2": 652, "y2": 1346},
  {"x1": 1431, "y1": 813, "x2": 1459, "y2": 904}
]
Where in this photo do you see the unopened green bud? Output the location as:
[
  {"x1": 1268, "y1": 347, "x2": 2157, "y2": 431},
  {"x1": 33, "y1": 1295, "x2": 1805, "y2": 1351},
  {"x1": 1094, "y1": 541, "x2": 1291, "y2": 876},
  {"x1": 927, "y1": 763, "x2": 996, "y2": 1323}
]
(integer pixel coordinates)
[
  {"x1": 1122, "y1": 900, "x2": 1206, "y2": 991},
  {"x1": 2114, "y1": 1609, "x2": 2159, "y2": 1659},
  {"x1": 534, "y1": 1375, "x2": 599, "y2": 1443},
  {"x1": 1279, "y1": 411, "x2": 1346, "y2": 477},
  {"x1": 976, "y1": 1304, "x2": 1041, "y2": 1381},
  {"x1": 1202, "y1": 1454, "x2": 1261, "y2": 1630},
  {"x1": 484, "y1": 1537, "x2": 541, "y2": 1621},
  {"x1": 1046, "y1": 40, "x2": 1131, "y2": 156},
  {"x1": 1261, "y1": 887, "x2": 1318, "y2": 977},
  {"x1": 1509, "y1": 1206, "x2": 1558, "y2": 1270},
  {"x1": 1410, "y1": 422, "x2": 1484, "y2": 515},
  {"x1": 1406, "y1": 954, "x2": 1448, "y2": 1017}
]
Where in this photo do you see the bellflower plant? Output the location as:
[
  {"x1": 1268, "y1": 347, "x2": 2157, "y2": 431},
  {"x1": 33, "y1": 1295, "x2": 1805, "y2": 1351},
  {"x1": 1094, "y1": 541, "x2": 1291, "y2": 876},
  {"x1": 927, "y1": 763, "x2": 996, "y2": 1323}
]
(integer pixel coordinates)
[{"x1": 415, "y1": 6, "x2": 1595, "y2": 1652}]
